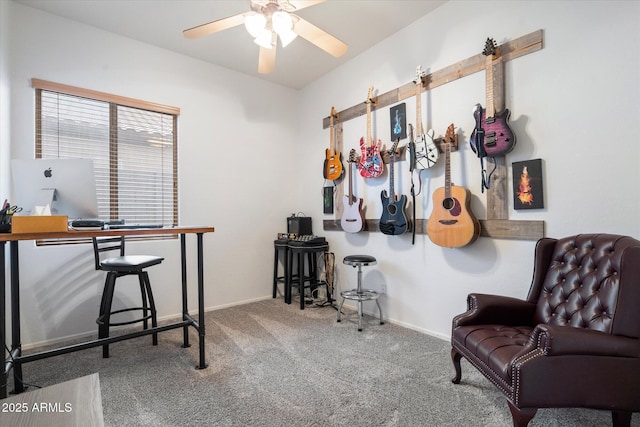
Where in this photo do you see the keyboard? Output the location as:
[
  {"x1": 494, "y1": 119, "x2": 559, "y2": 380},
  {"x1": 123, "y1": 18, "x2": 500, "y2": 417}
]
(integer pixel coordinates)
[
  {"x1": 108, "y1": 224, "x2": 164, "y2": 230},
  {"x1": 289, "y1": 235, "x2": 327, "y2": 245}
]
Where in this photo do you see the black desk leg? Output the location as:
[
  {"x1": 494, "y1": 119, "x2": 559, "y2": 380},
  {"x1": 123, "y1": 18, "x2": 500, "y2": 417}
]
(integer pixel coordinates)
[
  {"x1": 196, "y1": 233, "x2": 207, "y2": 370},
  {"x1": 1, "y1": 241, "x2": 6, "y2": 399},
  {"x1": 180, "y1": 234, "x2": 190, "y2": 349},
  {"x1": 10, "y1": 241, "x2": 23, "y2": 394}
]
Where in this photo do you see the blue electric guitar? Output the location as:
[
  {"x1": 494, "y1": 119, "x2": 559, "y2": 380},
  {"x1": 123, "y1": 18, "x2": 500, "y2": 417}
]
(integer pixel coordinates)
[{"x1": 379, "y1": 139, "x2": 408, "y2": 235}]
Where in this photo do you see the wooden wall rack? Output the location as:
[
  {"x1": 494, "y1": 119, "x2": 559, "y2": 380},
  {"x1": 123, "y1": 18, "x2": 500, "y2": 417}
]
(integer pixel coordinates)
[{"x1": 322, "y1": 30, "x2": 545, "y2": 241}]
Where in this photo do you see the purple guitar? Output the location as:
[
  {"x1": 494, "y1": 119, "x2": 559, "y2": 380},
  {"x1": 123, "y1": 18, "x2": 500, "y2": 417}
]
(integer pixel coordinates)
[{"x1": 470, "y1": 38, "x2": 516, "y2": 157}]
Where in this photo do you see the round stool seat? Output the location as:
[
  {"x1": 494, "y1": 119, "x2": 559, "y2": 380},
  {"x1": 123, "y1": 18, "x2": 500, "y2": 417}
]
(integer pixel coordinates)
[{"x1": 343, "y1": 255, "x2": 377, "y2": 266}]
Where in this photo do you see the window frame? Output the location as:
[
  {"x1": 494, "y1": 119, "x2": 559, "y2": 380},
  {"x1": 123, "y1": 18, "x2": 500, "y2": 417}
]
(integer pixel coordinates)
[{"x1": 31, "y1": 79, "x2": 179, "y2": 242}]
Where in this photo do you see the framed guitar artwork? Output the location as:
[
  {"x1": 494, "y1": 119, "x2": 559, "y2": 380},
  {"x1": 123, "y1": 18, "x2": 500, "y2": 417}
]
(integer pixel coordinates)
[
  {"x1": 389, "y1": 103, "x2": 406, "y2": 141},
  {"x1": 512, "y1": 159, "x2": 544, "y2": 210}
]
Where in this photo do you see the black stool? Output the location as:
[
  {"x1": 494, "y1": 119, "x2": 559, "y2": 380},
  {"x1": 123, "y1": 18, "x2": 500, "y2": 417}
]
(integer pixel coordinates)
[
  {"x1": 273, "y1": 238, "x2": 289, "y2": 299},
  {"x1": 286, "y1": 241, "x2": 331, "y2": 309},
  {"x1": 92, "y1": 237, "x2": 163, "y2": 358},
  {"x1": 337, "y1": 255, "x2": 384, "y2": 331}
]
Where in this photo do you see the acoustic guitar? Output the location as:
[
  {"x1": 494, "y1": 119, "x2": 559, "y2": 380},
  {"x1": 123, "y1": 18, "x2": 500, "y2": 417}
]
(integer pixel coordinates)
[
  {"x1": 323, "y1": 106, "x2": 343, "y2": 180},
  {"x1": 427, "y1": 125, "x2": 480, "y2": 247},
  {"x1": 379, "y1": 139, "x2": 408, "y2": 236},
  {"x1": 341, "y1": 149, "x2": 365, "y2": 233},
  {"x1": 411, "y1": 65, "x2": 439, "y2": 169},
  {"x1": 358, "y1": 86, "x2": 384, "y2": 178},
  {"x1": 470, "y1": 38, "x2": 516, "y2": 157}
]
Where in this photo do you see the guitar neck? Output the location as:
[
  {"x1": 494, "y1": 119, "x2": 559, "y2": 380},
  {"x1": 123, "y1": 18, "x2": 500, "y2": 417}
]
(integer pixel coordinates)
[
  {"x1": 415, "y1": 83, "x2": 423, "y2": 135},
  {"x1": 444, "y1": 142, "x2": 451, "y2": 199},
  {"x1": 348, "y1": 162, "x2": 354, "y2": 204},
  {"x1": 389, "y1": 156, "x2": 395, "y2": 199},
  {"x1": 485, "y1": 54, "x2": 495, "y2": 118},
  {"x1": 366, "y1": 102, "x2": 372, "y2": 146}
]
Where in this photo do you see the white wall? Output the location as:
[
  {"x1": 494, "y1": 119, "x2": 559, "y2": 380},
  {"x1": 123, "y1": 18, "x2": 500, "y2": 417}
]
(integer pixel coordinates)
[
  {"x1": 3, "y1": 2, "x2": 301, "y2": 346},
  {"x1": 2, "y1": 0, "x2": 639, "y2": 347},
  {"x1": 298, "y1": 0, "x2": 640, "y2": 338}
]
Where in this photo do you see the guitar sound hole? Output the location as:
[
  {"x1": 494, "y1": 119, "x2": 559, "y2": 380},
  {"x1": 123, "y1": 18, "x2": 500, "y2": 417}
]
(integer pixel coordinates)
[
  {"x1": 387, "y1": 204, "x2": 397, "y2": 215},
  {"x1": 443, "y1": 198, "x2": 454, "y2": 210}
]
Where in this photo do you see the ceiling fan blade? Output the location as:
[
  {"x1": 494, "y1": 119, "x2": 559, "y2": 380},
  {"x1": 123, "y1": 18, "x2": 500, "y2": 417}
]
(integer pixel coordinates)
[
  {"x1": 289, "y1": 0, "x2": 326, "y2": 11},
  {"x1": 258, "y1": 45, "x2": 276, "y2": 74},
  {"x1": 293, "y1": 17, "x2": 348, "y2": 58},
  {"x1": 183, "y1": 14, "x2": 245, "y2": 39}
]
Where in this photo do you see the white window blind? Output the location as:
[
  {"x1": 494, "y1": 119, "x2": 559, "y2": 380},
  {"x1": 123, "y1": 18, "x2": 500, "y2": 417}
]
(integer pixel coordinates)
[{"x1": 34, "y1": 80, "x2": 178, "y2": 226}]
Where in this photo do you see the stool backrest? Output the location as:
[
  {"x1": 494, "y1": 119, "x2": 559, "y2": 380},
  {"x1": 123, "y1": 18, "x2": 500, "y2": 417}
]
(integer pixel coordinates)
[{"x1": 92, "y1": 236, "x2": 126, "y2": 271}]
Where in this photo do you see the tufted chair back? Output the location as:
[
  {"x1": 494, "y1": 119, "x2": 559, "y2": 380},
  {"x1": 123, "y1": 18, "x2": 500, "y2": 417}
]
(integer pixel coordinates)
[
  {"x1": 530, "y1": 234, "x2": 640, "y2": 338},
  {"x1": 451, "y1": 233, "x2": 640, "y2": 426}
]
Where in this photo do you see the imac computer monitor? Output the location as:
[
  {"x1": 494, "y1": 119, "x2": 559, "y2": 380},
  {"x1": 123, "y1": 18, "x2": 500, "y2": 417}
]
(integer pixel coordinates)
[{"x1": 11, "y1": 158, "x2": 99, "y2": 220}]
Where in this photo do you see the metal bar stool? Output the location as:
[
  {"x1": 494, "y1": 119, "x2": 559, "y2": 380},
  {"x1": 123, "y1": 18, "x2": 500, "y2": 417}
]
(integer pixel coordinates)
[
  {"x1": 92, "y1": 236, "x2": 163, "y2": 358},
  {"x1": 337, "y1": 255, "x2": 384, "y2": 331}
]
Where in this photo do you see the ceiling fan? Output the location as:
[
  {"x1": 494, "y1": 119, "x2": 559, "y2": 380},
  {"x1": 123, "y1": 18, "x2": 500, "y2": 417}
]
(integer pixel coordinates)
[{"x1": 183, "y1": 0, "x2": 348, "y2": 74}]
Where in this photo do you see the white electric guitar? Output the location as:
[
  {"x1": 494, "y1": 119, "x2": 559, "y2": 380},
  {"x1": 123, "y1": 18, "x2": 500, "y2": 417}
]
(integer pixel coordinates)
[
  {"x1": 411, "y1": 65, "x2": 439, "y2": 169},
  {"x1": 341, "y1": 149, "x2": 365, "y2": 233}
]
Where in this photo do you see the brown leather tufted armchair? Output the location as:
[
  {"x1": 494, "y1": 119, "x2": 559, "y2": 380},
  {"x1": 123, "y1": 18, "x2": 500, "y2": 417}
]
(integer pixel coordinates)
[{"x1": 451, "y1": 234, "x2": 640, "y2": 426}]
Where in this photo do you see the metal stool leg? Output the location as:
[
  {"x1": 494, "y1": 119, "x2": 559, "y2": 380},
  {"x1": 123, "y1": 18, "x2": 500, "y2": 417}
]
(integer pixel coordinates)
[{"x1": 376, "y1": 298, "x2": 384, "y2": 325}]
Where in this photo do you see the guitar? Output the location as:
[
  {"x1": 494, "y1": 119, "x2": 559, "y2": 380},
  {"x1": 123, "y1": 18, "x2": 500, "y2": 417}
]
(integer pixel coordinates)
[
  {"x1": 341, "y1": 149, "x2": 365, "y2": 233},
  {"x1": 358, "y1": 86, "x2": 384, "y2": 178},
  {"x1": 411, "y1": 65, "x2": 439, "y2": 169},
  {"x1": 379, "y1": 139, "x2": 408, "y2": 236},
  {"x1": 427, "y1": 124, "x2": 480, "y2": 247},
  {"x1": 470, "y1": 38, "x2": 516, "y2": 157},
  {"x1": 323, "y1": 106, "x2": 343, "y2": 180}
]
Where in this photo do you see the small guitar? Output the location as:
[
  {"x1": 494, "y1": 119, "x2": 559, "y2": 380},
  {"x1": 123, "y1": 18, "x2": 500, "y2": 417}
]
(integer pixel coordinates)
[
  {"x1": 359, "y1": 86, "x2": 384, "y2": 178},
  {"x1": 411, "y1": 65, "x2": 439, "y2": 169},
  {"x1": 341, "y1": 149, "x2": 365, "y2": 233},
  {"x1": 427, "y1": 124, "x2": 480, "y2": 247},
  {"x1": 323, "y1": 106, "x2": 343, "y2": 180},
  {"x1": 470, "y1": 38, "x2": 516, "y2": 157},
  {"x1": 379, "y1": 139, "x2": 408, "y2": 236}
]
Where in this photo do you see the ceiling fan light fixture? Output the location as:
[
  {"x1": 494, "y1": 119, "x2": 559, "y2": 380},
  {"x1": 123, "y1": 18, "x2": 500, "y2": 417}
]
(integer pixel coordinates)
[
  {"x1": 278, "y1": 28, "x2": 297, "y2": 47},
  {"x1": 244, "y1": 12, "x2": 266, "y2": 38},
  {"x1": 272, "y1": 10, "x2": 297, "y2": 47},
  {"x1": 254, "y1": 29, "x2": 274, "y2": 49},
  {"x1": 272, "y1": 11, "x2": 292, "y2": 33}
]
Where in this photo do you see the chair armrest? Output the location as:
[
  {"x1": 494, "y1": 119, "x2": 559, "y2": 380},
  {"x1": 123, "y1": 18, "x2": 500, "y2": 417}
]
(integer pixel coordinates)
[
  {"x1": 527, "y1": 324, "x2": 640, "y2": 357},
  {"x1": 452, "y1": 293, "x2": 537, "y2": 328}
]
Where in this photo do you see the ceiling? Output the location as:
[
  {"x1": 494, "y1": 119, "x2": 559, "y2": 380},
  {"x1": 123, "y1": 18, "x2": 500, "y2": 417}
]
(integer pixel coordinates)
[{"x1": 13, "y1": 0, "x2": 447, "y2": 89}]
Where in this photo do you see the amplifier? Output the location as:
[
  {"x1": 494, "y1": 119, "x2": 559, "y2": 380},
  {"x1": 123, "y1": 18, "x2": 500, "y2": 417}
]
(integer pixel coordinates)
[{"x1": 287, "y1": 216, "x2": 312, "y2": 236}]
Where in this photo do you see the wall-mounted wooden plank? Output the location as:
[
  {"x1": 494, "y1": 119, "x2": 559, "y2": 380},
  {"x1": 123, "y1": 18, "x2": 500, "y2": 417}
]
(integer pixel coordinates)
[
  {"x1": 324, "y1": 218, "x2": 544, "y2": 241},
  {"x1": 322, "y1": 29, "x2": 543, "y2": 129}
]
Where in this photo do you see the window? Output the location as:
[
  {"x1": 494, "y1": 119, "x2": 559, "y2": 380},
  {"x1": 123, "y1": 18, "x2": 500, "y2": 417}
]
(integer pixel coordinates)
[{"x1": 33, "y1": 79, "x2": 179, "y2": 226}]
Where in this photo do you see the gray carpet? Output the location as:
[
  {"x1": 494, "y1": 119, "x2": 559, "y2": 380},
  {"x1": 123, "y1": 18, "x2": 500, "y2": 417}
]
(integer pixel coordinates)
[{"x1": 8, "y1": 299, "x2": 639, "y2": 426}]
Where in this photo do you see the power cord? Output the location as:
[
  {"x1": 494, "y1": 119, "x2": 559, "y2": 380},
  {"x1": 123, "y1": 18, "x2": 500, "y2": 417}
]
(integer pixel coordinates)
[{"x1": 2, "y1": 341, "x2": 42, "y2": 393}]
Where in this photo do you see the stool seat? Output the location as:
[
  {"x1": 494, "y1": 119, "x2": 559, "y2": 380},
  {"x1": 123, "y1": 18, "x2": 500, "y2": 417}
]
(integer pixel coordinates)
[
  {"x1": 100, "y1": 255, "x2": 164, "y2": 271},
  {"x1": 343, "y1": 255, "x2": 377, "y2": 266},
  {"x1": 337, "y1": 254, "x2": 384, "y2": 331}
]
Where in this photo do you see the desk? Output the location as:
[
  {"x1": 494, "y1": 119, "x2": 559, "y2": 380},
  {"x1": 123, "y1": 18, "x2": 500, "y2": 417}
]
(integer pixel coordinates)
[
  {"x1": 0, "y1": 226, "x2": 214, "y2": 399},
  {"x1": 0, "y1": 373, "x2": 104, "y2": 426}
]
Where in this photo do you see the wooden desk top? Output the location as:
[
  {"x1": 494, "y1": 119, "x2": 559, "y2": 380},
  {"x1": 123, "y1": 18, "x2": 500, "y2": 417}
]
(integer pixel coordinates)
[
  {"x1": 0, "y1": 373, "x2": 104, "y2": 427},
  {"x1": 0, "y1": 225, "x2": 214, "y2": 242}
]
